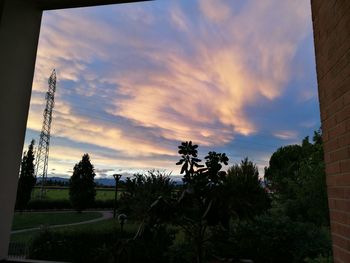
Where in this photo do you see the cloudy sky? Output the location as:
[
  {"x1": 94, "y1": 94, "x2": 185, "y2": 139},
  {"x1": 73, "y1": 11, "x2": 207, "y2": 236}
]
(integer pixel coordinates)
[{"x1": 24, "y1": 0, "x2": 320, "y2": 179}]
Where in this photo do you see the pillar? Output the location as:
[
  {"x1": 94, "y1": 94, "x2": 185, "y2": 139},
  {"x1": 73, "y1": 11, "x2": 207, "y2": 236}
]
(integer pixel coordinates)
[{"x1": 0, "y1": 0, "x2": 42, "y2": 259}]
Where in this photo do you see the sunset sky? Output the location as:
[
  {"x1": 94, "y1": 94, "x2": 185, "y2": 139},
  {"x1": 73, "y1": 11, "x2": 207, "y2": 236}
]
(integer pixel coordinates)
[{"x1": 24, "y1": 0, "x2": 320, "y2": 179}]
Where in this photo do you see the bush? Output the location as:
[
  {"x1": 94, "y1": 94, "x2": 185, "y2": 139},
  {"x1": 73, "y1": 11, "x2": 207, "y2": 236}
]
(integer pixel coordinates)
[
  {"x1": 28, "y1": 227, "x2": 134, "y2": 262},
  {"x1": 28, "y1": 224, "x2": 176, "y2": 263},
  {"x1": 119, "y1": 171, "x2": 174, "y2": 219},
  {"x1": 218, "y1": 213, "x2": 332, "y2": 263}
]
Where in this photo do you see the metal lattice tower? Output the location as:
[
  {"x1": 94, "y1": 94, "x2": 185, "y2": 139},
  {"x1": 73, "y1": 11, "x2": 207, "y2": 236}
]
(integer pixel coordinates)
[{"x1": 35, "y1": 69, "x2": 56, "y2": 198}]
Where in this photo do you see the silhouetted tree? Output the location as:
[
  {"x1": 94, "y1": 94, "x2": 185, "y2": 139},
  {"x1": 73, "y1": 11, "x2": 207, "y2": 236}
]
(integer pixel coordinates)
[
  {"x1": 265, "y1": 130, "x2": 329, "y2": 226},
  {"x1": 16, "y1": 139, "x2": 36, "y2": 210},
  {"x1": 225, "y1": 158, "x2": 270, "y2": 219},
  {"x1": 69, "y1": 154, "x2": 96, "y2": 212}
]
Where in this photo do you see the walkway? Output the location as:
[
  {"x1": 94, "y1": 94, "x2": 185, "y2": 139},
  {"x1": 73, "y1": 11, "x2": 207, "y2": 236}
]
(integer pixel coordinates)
[{"x1": 11, "y1": 210, "x2": 113, "y2": 234}]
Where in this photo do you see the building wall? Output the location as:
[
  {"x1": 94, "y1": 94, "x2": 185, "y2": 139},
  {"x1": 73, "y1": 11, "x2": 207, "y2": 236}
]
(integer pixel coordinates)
[
  {"x1": 0, "y1": 0, "x2": 42, "y2": 259},
  {"x1": 311, "y1": 1, "x2": 350, "y2": 262}
]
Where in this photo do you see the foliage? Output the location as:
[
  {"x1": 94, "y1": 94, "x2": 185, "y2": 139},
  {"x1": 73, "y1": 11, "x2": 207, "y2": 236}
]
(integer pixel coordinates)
[
  {"x1": 175, "y1": 141, "x2": 229, "y2": 263},
  {"x1": 225, "y1": 158, "x2": 270, "y2": 219},
  {"x1": 167, "y1": 240, "x2": 193, "y2": 263},
  {"x1": 23, "y1": 133, "x2": 332, "y2": 263},
  {"x1": 16, "y1": 140, "x2": 36, "y2": 210},
  {"x1": 69, "y1": 154, "x2": 96, "y2": 212},
  {"x1": 27, "y1": 219, "x2": 174, "y2": 263},
  {"x1": 119, "y1": 170, "x2": 174, "y2": 219},
  {"x1": 304, "y1": 255, "x2": 333, "y2": 263},
  {"x1": 264, "y1": 130, "x2": 329, "y2": 226},
  {"x1": 28, "y1": 227, "x2": 133, "y2": 262},
  {"x1": 209, "y1": 213, "x2": 331, "y2": 263}
]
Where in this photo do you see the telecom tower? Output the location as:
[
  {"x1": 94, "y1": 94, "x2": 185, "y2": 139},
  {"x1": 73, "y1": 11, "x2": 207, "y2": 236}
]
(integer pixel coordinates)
[{"x1": 35, "y1": 69, "x2": 56, "y2": 198}]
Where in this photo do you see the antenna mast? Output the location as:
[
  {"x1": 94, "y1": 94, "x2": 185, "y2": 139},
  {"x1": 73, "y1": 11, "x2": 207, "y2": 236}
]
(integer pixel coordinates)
[{"x1": 35, "y1": 69, "x2": 56, "y2": 198}]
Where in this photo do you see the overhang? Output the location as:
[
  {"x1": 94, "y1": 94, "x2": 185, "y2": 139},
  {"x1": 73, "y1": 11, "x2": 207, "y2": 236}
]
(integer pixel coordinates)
[{"x1": 34, "y1": 0, "x2": 152, "y2": 10}]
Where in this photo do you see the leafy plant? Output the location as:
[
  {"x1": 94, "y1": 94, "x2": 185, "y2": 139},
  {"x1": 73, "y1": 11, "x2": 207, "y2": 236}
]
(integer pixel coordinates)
[
  {"x1": 119, "y1": 170, "x2": 174, "y2": 219},
  {"x1": 175, "y1": 141, "x2": 229, "y2": 263}
]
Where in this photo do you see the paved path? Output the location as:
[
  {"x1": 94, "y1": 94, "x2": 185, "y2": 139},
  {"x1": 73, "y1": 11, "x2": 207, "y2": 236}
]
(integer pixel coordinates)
[{"x1": 11, "y1": 210, "x2": 113, "y2": 234}]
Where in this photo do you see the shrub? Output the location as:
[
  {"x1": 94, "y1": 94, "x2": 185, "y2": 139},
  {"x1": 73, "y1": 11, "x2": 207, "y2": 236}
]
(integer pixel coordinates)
[
  {"x1": 28, "y1": 227, "x2": 133, "y2": 262},
  {"x1": 215, "y1": 213, "x2": 332, "y2": 263},
  {"x1": 28, "y1": 224, "x2": 175, "y2": 263},
  {"x1": 119, "y1": 171, "x2": 174, "y2": 219}
]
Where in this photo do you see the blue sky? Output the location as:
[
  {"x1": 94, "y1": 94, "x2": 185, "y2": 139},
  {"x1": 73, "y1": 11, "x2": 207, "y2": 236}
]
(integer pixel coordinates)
[{"x1": 24, "y1": 0, "x2": 320, "y2": 179}]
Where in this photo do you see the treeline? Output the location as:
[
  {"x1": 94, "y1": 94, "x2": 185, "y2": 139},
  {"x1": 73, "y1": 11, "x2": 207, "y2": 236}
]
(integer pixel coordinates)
[{"x1": 18, "y1": 130, "x2": 331, "y2": 262}]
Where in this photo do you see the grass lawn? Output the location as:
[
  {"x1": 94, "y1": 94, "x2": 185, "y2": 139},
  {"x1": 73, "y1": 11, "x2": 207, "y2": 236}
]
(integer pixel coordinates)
[
  {"x1": 12, "y1": 211, "x2": 102, "y2": 231},
  {"x1": 10, "y1": 218, "x2": 139, "y2": 244},
  {"x1": 32, "y1": 187, "x2": 121, "y2": 201}
]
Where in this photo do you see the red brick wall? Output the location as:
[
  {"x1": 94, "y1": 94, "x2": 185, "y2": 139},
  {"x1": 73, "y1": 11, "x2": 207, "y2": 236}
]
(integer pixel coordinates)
[{"x1": 311, "y1": 1, "x2": 350, "y2": 262}]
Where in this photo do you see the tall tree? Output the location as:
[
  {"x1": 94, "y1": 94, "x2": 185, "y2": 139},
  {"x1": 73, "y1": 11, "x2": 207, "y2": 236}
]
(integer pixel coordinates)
[
  {"x1": 16, "y1": 140, "x2": 36, "y2": 210},
  {"x1": 69, "y1": 154, "x2": 96, "y2": 212},
  {"x1": 264, "y1": 130, "x2": 329, "y2": 226},
  {"x1": 225, "y1": 158, "x2": 270, "y2": 219}
]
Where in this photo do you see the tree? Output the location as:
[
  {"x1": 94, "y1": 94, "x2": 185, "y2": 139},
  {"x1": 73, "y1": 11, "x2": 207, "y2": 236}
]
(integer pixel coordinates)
[
  {"x1": 16, "y1": 139, "x2": 36, "y2": 210},
  {"x1": 264, "y1": 130, "x2": 329, "y2": 226},
  {"x1": 69, "y1": 154, "x2": 96, "y2": 212},
  {"x1": 225, "y1": 158, "x2": 270, "y2": 219}
]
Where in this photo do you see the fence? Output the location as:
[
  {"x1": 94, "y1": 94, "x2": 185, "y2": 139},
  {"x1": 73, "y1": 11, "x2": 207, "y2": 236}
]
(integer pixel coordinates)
[{"x1": 8, "y1": 242, "x2": 28, "y2": 259}]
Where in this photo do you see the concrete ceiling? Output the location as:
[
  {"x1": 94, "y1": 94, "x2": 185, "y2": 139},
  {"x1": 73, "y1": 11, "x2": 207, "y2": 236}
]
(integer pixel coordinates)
[{"x1": 35, "y1": 0, "x2": 152, "y2": 10}]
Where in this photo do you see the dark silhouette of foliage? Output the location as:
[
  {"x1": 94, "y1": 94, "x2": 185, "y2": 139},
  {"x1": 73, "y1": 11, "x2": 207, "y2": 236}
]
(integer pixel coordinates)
[
  {"x1": 16, "y1": 139, "x2": 36, "y2": 211},
  {"x1": 119, "y1": 170, "x2": 174, "y2": 219},
  {"x1": 229, "y1": 213, "x2": 331, "y2": 263},
  {"x1": 175, "y1": 141, "x2": 229, "y2": 263},
  {"x1": 265, "y1": 130, "x2": 329, "y2": 226},
  {"x1": 69, "y1": 154, "x2": 96, "y2": 212},
  {"x1": 225, "y1": 158, "x2": 271, "y2": 219}
]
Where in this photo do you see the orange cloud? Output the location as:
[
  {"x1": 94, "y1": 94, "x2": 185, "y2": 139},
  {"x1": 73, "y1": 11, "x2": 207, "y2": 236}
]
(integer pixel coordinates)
[
  {"x1": 27, "y1": 0, "x2": 312, "y2": 173},
  {"x1": 199, "y1": 0, "x2": 231, "y2": 23}
]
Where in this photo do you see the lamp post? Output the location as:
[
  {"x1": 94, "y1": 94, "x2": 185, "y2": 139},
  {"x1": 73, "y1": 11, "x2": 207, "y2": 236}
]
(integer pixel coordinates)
[{"x1": 113, "y1": 174, "x2": 122, "y2": 219}]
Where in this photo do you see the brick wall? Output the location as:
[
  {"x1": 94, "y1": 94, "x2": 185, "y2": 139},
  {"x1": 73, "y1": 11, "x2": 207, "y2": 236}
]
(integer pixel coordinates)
[{"x1": 311, "y1": 1, "x2": 350, "y2": 262}]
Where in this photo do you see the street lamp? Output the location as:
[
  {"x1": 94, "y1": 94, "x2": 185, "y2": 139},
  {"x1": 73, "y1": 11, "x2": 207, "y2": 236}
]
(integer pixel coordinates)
[{"x1": 113, "y1": 174, "x2": 122, "y2": 219}]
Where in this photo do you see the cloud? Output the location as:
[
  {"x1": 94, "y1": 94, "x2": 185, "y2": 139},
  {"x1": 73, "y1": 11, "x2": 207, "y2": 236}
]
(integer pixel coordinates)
[
  {"x1": 105, "y1": 0, "x2": 311, "y2": 144},
  {"x1": 273, "y1": 130, "x2": 298, "y2": 140},
  {"x1": 27, "y1": 0, "x2": 314, "y2": 175},
  {"x1": 198, "y1": 0, "x2": 232, "y2": 23}
]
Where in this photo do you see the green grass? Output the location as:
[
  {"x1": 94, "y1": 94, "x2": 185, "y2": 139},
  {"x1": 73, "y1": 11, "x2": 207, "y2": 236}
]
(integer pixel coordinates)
[
  {"x1": 32, "y1": 187, "x2": 121, "y2": 201},
  {"x1": 10, "y1": 218, "x2": 139, "y2": 244},
  {"x1": 12, "y1": 211, "x2": 102, "y2": 231},
  {"x1": 54, "y1": 218, "x2": 139, "y2": 233}
]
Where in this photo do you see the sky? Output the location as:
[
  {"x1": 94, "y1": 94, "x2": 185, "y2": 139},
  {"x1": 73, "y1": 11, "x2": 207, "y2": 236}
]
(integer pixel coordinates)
[{"x1": 24, "y1": 0, "x2": 320, "y2": 179}]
